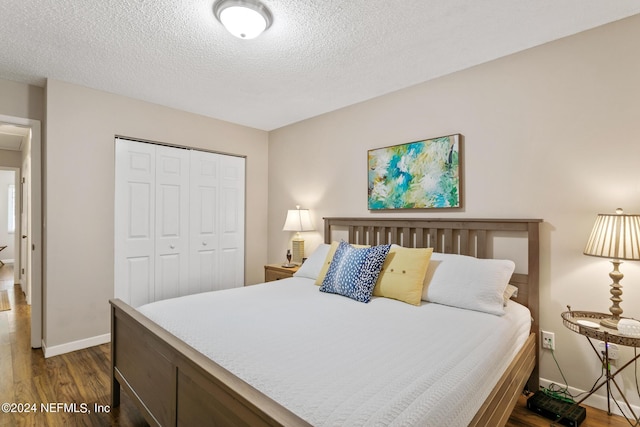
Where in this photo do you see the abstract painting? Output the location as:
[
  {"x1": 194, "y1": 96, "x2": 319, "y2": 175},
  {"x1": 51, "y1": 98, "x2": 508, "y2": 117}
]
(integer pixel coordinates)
[{"x1": 368, "y1": 134, "x2": 460, "y2": 210}]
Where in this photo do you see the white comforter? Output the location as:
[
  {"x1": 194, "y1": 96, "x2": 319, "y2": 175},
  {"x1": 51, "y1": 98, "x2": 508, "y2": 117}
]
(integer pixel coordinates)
[{"x1": 138, "y1": 277, "x2": 531, "y2": 427}]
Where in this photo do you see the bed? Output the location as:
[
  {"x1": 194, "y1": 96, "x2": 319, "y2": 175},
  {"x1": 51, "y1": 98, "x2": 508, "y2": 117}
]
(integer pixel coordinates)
[{"x1": 110, "y1": 217, "x2": 541, "y2": 426}]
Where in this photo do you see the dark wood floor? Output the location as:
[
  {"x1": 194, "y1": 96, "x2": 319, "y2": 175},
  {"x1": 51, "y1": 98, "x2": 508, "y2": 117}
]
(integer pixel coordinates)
[
  {"x1": 507, "y1": 393, "x2": 632, "y2": 427},
  {"x1": 0, "y1": 265, "x2": 632, "y2": 426},
  {"x1": 0, "y1": 266, "x2": 147, "y2": 427}
]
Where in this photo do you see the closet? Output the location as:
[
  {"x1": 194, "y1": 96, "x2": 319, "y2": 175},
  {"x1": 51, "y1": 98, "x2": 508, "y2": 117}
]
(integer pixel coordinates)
[{"x1": 114, "y1": 138, "x2": 245, "y2": 307}]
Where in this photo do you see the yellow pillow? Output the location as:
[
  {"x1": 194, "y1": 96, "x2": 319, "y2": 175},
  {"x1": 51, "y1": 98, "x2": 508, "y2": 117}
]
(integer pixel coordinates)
[
  {"x1": 314, "y1": 241, "x2": 370, "y2": 285},
  {"x1": 373, "y1": 246, "x2": 433, "y2": 305}
]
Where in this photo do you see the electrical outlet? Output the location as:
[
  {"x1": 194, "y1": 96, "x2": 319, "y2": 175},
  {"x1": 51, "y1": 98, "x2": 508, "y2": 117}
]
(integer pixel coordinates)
[
  {"x1": 542, "y1": 331, "x2": 555, "y2": 350},
  {"x1": 597, "y1": 342, "x2": 619, "y2": 360}
]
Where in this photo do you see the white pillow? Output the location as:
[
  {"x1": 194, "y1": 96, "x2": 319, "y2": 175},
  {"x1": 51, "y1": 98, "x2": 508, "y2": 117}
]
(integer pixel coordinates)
[
  {"x1": 421, "y1": 252, "x2": 515, "y2": 316},
  {"x1": 293, "y1": 244, "x2": 331, "y2": 280}
]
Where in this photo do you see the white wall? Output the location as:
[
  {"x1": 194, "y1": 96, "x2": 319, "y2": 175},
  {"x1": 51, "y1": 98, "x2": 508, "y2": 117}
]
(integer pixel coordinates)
[
  {"x1": 44, "y1": 79, "x2": 269, "y2": 353},
  {"x1": 269, "y1": 14, "x2": 640, "y2": 410},
  {"x1": 0, "y1": 170, "x2": 16, "y2": 261}
]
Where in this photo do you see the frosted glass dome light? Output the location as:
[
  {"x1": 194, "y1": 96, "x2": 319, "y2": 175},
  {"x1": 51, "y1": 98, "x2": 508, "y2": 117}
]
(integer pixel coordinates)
[{"x1": 214, "y1": 0, "x2": 273, "y2": 39}]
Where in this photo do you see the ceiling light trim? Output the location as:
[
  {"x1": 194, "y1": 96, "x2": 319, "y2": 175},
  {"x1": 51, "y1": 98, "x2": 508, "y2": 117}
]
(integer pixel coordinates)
[{"x1": 213, "y1": 0, "x2": 273, "y2": 39}]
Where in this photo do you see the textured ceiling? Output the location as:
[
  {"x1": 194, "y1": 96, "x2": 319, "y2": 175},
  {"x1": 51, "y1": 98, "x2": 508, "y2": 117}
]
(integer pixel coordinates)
[{"x1": 1, "y1": 1, "x2": 639, "y2": 131}]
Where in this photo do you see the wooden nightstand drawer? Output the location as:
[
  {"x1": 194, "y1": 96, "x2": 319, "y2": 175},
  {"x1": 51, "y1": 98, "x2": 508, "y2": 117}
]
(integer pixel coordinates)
[{"x1": 264, "y1": 264, "x2": 299, "y2": 282}]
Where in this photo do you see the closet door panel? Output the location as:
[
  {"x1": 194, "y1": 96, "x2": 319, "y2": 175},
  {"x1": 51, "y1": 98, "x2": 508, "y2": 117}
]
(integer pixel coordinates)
[
  {"x1": 126, "y1": 257, "x2": 153, "y2": 307},
  {"x1": 190, "y1": 150, "x2": 220, "y2": 293},
  {"x1": 116, "y1": 139, "x2": 245, "y2": 304},
  {"x1": 219, "y1": 155, "x2": 245, "y2": 288},
  {"x1": 155, "y1": 146, "x2": 190, "y2": 299},
  {"x1": 115, "y1": 139, "x2": 156, "y2": 307},
  {"x1": 196, "y1": 249, "x2": 217, "y2": 292},
  {"x1": 156, "y1": 253, "x2": 182, "y2": 301}
]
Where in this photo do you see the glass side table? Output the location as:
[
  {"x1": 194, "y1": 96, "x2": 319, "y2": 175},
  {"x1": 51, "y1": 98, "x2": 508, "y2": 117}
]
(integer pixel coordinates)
[{"x1": 561, "y1": 309, "x2": 640, "y2": 424}]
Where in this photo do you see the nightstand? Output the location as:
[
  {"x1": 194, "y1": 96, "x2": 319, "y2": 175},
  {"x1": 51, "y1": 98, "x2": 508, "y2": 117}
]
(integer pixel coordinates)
[
  {"x1": 561, "y1": 309, "x2": 640, "y2": 423},
  {"x1": 264, "y1": 264, "x2": 299, "y2": 282}
]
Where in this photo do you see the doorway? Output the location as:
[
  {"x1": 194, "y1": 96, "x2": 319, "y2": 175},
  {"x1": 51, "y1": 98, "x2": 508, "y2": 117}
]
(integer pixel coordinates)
[
  {"x1": 0, "y1": 170, "x2": 17, "y2": 269},
  {"x1": 0, "y1": 114, "x2": 42, "y2": 349}
]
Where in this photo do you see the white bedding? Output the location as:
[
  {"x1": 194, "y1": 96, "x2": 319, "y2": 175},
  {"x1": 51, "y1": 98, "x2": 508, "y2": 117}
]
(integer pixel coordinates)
[{"x1": 138, "y1": 277, "x2": 531, "y2": 427}]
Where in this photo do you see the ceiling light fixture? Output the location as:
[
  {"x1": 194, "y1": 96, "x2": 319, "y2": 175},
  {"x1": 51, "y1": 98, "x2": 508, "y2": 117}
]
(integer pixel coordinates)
[{"x1": 213, "y1": 0, "x2": 273, "y2": 40}]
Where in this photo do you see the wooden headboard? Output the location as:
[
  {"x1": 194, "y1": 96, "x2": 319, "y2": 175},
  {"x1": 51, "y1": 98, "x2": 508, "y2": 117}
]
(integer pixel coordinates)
[{"x1": 324, "y1": 216, "x2": 542, "y2": 389}]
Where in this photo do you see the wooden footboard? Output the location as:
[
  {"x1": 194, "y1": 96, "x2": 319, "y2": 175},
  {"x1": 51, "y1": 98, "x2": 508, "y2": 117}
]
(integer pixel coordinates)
[
  {"x1": 110, "y1": 299, "x2": 312, "y2": 427},
  {"x1": 111, "y1": 298, "x2": 534, "y2": 427},
  {"x1": 112, "y1": 217, "x2": 541, "y2": 426}
]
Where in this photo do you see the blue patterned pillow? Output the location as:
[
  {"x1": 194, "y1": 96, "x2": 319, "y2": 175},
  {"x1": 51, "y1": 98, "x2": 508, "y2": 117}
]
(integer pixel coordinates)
[{"x1": 319, "y1": 241, "x2": 391, "y2": 303}]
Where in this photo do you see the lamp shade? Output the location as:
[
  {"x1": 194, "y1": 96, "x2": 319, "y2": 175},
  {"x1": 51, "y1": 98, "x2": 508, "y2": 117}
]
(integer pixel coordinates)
[
  {"x1": 584, "y1": 209, "x2": 640, "y2": 261},
  {"x1": 282, "y1": 208, "x2": 314, "y2": 232}
]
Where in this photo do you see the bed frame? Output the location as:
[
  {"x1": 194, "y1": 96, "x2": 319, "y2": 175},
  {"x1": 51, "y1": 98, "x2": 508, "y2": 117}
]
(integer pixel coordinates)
[{"x1": 110, "y1": 217, "x2": 541, "y2": 427}]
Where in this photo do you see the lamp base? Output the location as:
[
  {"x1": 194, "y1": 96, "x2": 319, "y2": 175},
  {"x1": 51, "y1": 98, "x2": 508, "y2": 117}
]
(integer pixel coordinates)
[
  {"x1": 600, "y1": 317, "x2": 619, "y2": 330},
  {"x1": 292, "y1": 239, "x2": 304, "y2": 264},
  {"x1": 600, "y1": 260, "x2": 624, "y2": 330}
]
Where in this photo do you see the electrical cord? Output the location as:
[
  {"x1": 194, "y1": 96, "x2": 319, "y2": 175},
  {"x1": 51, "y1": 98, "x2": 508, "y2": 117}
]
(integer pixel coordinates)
[
  {"x1": 570, "y1": 356, "x2": 605, "y2": 401},
  {"x1": 593, "y1": 348, "x2": 637, "y2": 426},
  {"x1": 547, "y1": 346, "x2": 638, "y2": 426},
  {"x1": 543, "y1": 348, "x2": 576, "y2": 403},
  {"x1": 636, "y1": 347, "x2": 640, "y2": 401},
  {"x1": 610, "y1": 393, "x2": 637, "y2": 427},
  {"x1": 544, "y1": 347, "x2": 605, "y2": 403},
  {"x1": 542, "y1": 337, "x2": 640, "y2": 426}
]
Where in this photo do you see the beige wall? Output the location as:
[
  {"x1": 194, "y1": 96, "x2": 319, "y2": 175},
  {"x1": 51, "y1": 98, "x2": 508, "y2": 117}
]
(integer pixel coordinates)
[
  {"x1": 3, "y1": 12, "x2": 640, "y2": 409},
  {"x1": 0, "y1": 78, "x2": 43, "y2": 349},
  {"x1": 45, "y1": 79, "x2": 269, "y2": 349},
  {"x1": 269, "y1": 14, "x2": 640, "y2": 408},
  {"x1": 0, "y1": 149, "x2": 22, "y2": 168},
  {"x1": 0, "y1": 78, "x2": 44, "y2": 122}
]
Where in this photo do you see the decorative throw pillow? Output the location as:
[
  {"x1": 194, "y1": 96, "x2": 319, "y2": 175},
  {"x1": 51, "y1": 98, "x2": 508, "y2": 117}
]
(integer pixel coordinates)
[
  {"x1": 421, "y1": 252, "x2": 515, "y2": 316},
  {"x1": 503, "y1": 284, "x2": 519, "y2": 306},
  {"x1": 294, "y1": 243, "x2": 331, "y2": 280},
  {"x1": 373, "y1": 246, "x2": 433, "y2": 305},
  {"x1": 314, "y1": 241, "x2": 370, "y2": 285},
  {"x1": 319, "y1": 241, "x2": 391, "y2": 303}
]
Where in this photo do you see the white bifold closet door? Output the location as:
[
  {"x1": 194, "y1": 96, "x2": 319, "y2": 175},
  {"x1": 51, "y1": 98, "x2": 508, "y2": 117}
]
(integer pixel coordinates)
[
  {"x1": 189, "y1": 149, "x2": 245, "y2": 294},
  {"x1": 114, "y1": 138, "x2": 245, "y2": 307},
  {"x1": 155, "y1": 145, "x2": 190, "y2": 302}
]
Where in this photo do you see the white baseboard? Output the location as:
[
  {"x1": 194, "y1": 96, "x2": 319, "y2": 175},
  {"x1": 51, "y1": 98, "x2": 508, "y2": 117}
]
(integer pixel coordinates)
[
  {"x1": 42, "y1": 333, "x2": 111, "y2": 358},
  {"x1": 540, "y1": 377, "x2": 640, "y2": 418}
]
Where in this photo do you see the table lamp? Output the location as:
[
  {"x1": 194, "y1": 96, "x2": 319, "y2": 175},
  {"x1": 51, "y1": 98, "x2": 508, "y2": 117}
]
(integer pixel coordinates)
[
  {"x1": 584, "y1": 208, "x2": 640, "y2": 329},
  {"x1": 283, "y1": 206, "x2": 314, "y2": 264}
]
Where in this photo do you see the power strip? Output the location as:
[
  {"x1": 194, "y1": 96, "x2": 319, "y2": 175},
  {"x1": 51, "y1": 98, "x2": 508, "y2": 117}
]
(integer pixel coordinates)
[{"x1": 526, "y1": 391, "x2": 586, "y2": 426}]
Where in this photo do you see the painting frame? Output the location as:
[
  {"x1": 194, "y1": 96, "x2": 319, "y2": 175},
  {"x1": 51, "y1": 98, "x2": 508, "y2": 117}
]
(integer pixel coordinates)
[{"x1": 367, "y1": 134, "x2": 461, "y2": 210}]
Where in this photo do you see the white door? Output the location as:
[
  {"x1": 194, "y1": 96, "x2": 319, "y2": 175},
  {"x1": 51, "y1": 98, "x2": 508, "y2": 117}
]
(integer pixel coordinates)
[
  {"x1": 189, "y1": 151, "x2": 245, "y2": 292},
  {"x1": 114, "y1": 139, "x2": 156, "y2": 306},
  {"x1": 219, "y1": 155, "x2": 245, "y2": 288},
  {"x1": 154, "y1": 145, "x2": 190, "y2": 300},
  {"x1": 20, "y1": 167, "x2": 30, "y2": 304},
  {"x1": 115, "y1": 139, "x2": 245, "y2": 306},
  {"x1": 189, "y1": 150, "x2": 219, "y2": 293}
]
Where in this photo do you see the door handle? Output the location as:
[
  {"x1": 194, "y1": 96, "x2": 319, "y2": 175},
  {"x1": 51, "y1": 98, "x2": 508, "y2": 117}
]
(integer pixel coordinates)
[
  {"x1": 22, "y1": 235, "x2": 27, "y2": 239},
  {"x1": 169, "y1": 244, "x2": 175, "y2": 249}
]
